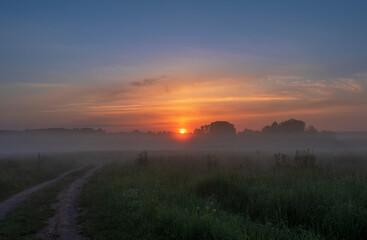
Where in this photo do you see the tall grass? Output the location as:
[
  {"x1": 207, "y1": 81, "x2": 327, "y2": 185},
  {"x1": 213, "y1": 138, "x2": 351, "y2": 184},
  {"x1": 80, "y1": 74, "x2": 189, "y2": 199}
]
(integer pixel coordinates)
[
  {"x1": 0, "y1": 154, "x2": 81, "y2": 201},
  {"x1": 195, "y1": 172, "x2": 367, "y2": 239},
  {"x1": 0, "y1": 150, "x2": 358, "y2": 239},
  {"x1": 79, "y1": 155, "x2": 335, "y2": 239}
]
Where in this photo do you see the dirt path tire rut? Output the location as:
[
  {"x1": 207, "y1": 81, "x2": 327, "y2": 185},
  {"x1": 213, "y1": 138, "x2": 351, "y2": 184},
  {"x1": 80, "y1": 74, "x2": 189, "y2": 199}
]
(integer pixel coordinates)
[
  {"x1": 36, "y1": 164, "x2": 103, "y2": 240},
  {"x1": 0, "y1": 165, "x2": 86, "y2": 220}
]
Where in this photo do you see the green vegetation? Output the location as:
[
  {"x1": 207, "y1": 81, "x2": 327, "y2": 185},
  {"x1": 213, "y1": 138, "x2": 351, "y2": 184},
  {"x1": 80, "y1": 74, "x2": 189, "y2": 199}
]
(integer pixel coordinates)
[
  {"x1": 1, "y1": 151, "x2": 367, "y2": 239},
  {"x1": 79, "y1": 151, "x2": 367, "y2": 240},
  {"x1": 274, "y1": 149, "x2": 317, "y2": 169},
  {"x1": 195, "y1": 172, "x2": 367, "y2": 239},
  {"x1": 0, "y1": 154, "x2": 80, "y2": 201},
  {"x1": 0, "y1": 166, "x2": 89, "y2": 239}
]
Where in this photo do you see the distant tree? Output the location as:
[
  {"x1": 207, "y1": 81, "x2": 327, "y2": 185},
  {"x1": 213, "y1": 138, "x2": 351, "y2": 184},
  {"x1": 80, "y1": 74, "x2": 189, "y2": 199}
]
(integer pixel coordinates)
[
  {"x1": 262, "y1": 119, "x2": 305, "y2": 134},
  {"x1": 96, "y1": 128, "x2": 106, "y2": 133},
  {"x1": 277, "y1": 119, "x2": 305, "y2": 133},
  {"x1": 208, "y1": 121, "x2": 236, "y2": 135},
  {"x1": 271, "y1": 121, "x2": 279, "y2": 128},
  {"x1": 131, "y1": 129, "x2": 141, "y2": 134},
  {"x1": 24, "y1": 127, "x2": 106, "y2": 134},
  {"x1": 238, "y1": 128, "x2": 253, "y2": 136},
  {"x1": 306, "y1": 125, "x2": 318, "y2": 134},
  {"x1": 194, "y1": 121, "x2": 236, "y2": 136},
  {"x1": 261, "y1": 121, "x2": 278, "y2": 134},
  {"x1": 193, "y1": 124, "x2": 210, "y2": 135},
  {"x1": 157, "y1": 131, "x2": 169, "y2": 136},
  {"x1": 238, "y1": 128, "x2": 261, "y2": 137}
]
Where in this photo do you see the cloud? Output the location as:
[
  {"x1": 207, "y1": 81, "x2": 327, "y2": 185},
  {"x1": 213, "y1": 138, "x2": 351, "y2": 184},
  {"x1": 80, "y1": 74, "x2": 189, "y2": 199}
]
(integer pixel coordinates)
[
  {"x1": 1, "y1": 71, "x2": 367, "y2": 131},
  {"x1": 130, "y1": 78, "x2": 159, "y2": 87},
  {"x1": 59, "y1": 123, "x2": 142, "y2": 128},
  {"x1": 259, "y1": 77, "x2": 364, "y2": 98},
  {"x1": 332, "y1": 78, "x2": 363, "y2": 92}
]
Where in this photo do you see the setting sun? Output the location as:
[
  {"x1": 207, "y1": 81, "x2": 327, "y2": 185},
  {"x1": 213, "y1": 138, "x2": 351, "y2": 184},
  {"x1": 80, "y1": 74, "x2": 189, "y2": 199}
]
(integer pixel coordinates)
[{"x1": 179, "y1": 129, "x2": 187, "y2": 134}]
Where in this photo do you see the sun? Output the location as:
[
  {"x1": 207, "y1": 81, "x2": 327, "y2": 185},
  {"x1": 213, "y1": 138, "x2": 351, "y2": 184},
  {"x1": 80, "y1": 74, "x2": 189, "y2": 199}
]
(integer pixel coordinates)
[
  {"x1": 179, "y1": 129, "x2": 187, "y2": 134},
  {"x1": 173, "y1": 128, "x2": 190, "y2": 141}
]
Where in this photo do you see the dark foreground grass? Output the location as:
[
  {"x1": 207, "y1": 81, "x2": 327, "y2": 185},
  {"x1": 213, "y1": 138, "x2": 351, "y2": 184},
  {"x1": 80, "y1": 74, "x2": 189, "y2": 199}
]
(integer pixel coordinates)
[
  {"x1": 79, "y1": 160, "x2": 330, "y2": 240},
  {"x1": 0, "y1": 166, "x2": 90, "y2": 240},
  {"x1": 0, "y1": 154, "x2": 81, "y2": 201},
  {"x1": 195, "y1": 172, "x2": 367, "y2": 240}
]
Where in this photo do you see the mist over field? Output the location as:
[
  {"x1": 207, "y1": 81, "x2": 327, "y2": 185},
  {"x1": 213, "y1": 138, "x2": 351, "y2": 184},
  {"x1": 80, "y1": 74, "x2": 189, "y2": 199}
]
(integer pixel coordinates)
[{"x1": 1, "y1": 119, "x2": 366, "y2": 155}]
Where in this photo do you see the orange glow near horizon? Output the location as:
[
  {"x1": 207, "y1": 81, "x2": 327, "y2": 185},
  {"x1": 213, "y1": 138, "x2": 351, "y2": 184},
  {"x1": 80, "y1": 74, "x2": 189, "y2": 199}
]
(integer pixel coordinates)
[
  {"x1": 172, "y1": 128, "x2": 190, "y2": 141},
  {"x1": 8, "y1": 75, "x2": 366, "y2": 132}
]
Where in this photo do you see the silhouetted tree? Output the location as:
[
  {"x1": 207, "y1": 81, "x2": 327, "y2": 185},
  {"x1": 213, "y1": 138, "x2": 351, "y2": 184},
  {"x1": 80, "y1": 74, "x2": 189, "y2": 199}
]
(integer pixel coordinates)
[
  {"x1": 194, "y1": 121, "x2": 236, "y2": 136},
  {"x1": 194, "y1": 124, "x2": 210, "y2": 135},
  {"x1": 306, "y1": 125, "x2": 318, "y2": 134},
  {"x1": 262, "y1": 119, "x2": 305, "y2": 134},
  {"x1": 278, "y1": 119, "x2": 305, "y2": 133},
  {"x1": 237, "y1": 128, "x2": 261, "y2": 137},
  {"x1": 262, "y1": 121, "x2": 279, "y2": 134},
  {"x1": 24, "y1": 127, "x2": 106, "y2": 134},
  {"x1": 131, "y1": 129, "x2": 141, "y2": 134},
  {"x1": 209, "y1": 121, "x2": 236, "y2": 135}
]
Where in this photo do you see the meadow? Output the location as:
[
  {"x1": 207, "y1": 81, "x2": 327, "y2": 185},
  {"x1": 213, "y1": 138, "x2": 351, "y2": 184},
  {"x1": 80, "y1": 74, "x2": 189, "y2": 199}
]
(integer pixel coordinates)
[
  {"x1": 78, "y1": 150, "x2": 367, "y2": 240},
  {"x1": 0, "y1": 153, "x2": 81, "y2": 201},
  {"x1": 0, "y1": 151, "x2": 367, "y2": 239}
]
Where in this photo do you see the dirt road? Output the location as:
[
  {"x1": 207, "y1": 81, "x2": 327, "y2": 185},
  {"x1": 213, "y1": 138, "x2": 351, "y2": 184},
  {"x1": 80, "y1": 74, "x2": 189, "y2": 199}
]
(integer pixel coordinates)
[
  {"x1": 36, "y1": 164, "x2": 102, "y2": 240},
  {"x1": 0, "y1": 164, "x2": 86, "y2": 220}
]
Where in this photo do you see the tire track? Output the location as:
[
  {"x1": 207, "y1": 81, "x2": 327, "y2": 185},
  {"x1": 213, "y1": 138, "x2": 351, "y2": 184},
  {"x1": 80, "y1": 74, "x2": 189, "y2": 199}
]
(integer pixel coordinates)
[
  {"x1": 36, "y1": 164, "x2": 103, "y2": 240},
  {"x1": 0, "y1": 164, "x2": 86, "y2": 220}
]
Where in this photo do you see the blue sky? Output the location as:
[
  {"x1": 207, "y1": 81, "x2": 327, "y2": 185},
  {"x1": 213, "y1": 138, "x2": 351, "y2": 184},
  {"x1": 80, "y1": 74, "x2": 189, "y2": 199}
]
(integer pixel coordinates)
[{"x1": 1, "y1": 1, "x2": 367, "y2": 131}]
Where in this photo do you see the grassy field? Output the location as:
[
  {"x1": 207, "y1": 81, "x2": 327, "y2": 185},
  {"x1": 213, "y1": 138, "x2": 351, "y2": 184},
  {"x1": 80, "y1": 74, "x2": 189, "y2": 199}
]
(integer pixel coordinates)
[
  {"x1": 0, "y1": 153, "x2": 83, "y2": 201},
  {"x1": 1, "y1": 151, "x2": 366, "y2": 239},
  {"x1": 0, "y1": 151, "x2": 122, "y2": 202},
  {"x1": 79, "y1": 151, "x2": 367, "y2": 240}
]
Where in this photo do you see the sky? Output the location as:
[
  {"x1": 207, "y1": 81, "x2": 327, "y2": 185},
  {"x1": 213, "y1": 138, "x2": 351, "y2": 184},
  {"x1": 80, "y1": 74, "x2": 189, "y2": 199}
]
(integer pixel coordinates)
[{"x1": 0, "y1": 0, "x2": 367, "y2": 132}]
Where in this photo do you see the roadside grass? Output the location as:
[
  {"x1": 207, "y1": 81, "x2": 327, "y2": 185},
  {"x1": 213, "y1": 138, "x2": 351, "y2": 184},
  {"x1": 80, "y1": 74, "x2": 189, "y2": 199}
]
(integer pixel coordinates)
[
  {"x1": 0, "y1": 154, "x2": 81, "y2": 201},
  {"x1": 79, "y1": 161, "x2": 323, "y2": 240},
  {"x1": 0, "y1": 166, "x2": 90, "y2": 240}
]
